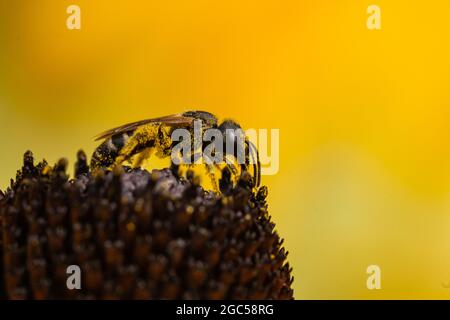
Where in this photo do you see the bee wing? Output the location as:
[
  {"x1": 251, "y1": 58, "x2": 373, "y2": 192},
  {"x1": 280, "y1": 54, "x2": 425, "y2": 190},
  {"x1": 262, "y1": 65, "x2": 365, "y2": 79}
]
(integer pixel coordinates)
[{"x1": 94, "y1": 113, "x2": 195, "y2": 141}]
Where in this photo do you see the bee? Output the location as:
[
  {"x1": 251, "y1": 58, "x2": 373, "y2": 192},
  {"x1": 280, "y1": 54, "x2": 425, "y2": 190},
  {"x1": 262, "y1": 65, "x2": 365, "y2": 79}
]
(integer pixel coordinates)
[{"x1": 91, "y1": 111, "x2": 261, "y2": 193}]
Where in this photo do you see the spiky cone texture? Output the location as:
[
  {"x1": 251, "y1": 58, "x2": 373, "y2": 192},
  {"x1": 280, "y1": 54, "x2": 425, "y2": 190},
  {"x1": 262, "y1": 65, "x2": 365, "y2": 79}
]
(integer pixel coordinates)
[{"x1": 0, "y1": 151, "x2": 294, "y2": 300}]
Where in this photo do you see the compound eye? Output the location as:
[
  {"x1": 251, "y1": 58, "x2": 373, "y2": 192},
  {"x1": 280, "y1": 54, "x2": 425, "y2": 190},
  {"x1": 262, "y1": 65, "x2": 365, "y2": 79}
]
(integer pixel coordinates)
[
  {"x1": 224, "y1": 128, "x2": 236, "y2": 143},
  {"x1": 222, "y1": 126, "x2": 240, "y2": 146},
  {"x1": 219, "y1": 120, "x2": 242, "y2": 133}
]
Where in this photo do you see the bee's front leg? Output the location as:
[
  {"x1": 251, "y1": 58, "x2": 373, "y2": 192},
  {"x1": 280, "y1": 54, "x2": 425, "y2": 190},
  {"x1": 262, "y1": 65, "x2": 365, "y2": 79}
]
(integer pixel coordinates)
[
  {"x1": 244, "y1": 139, "x2": 261, "y2": 187},
  {"x1": 218, "y1": 155, "x2": 240, "y2": 184}
]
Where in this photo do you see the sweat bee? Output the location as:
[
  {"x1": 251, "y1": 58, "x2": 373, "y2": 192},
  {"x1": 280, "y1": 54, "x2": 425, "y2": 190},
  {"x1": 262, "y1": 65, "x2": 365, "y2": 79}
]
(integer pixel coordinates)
[{"x1": 91, "y1": 111, "x2": 261, "y2": 193}]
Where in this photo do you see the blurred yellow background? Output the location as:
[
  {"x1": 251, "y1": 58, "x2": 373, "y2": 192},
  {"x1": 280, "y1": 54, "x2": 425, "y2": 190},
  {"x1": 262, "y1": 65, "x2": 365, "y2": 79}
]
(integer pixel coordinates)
[{"x1": 1, "y1": 0, "x2": 450, "y2": 299}]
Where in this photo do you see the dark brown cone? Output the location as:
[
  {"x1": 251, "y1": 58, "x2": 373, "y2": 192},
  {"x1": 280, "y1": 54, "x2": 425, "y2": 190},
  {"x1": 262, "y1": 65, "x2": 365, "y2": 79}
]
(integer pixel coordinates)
[{"x1": 0, "y1": 151, "x2": 294, "y2": 300}]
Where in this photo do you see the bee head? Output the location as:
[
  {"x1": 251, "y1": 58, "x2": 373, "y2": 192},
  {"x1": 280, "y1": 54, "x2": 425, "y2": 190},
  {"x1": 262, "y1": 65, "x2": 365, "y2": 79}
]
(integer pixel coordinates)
[
  {"x1": 219, "y1": 119, "x2": 261, "y2": 188},
  {"x1": 182, "y1": 110, "x2": 218, "y2": 128},
  {"x1": 218, "y1": 119, "x2": 245, "y2": 142},
  {"x1": 218, "y1": 120, "x2": 246, "y2": 159}
]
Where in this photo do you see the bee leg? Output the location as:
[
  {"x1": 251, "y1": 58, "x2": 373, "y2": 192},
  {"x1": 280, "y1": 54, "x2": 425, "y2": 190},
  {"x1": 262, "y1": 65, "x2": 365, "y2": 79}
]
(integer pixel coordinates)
[
  {"x1": 245, "y1": 140, "x2": 261, "y2": 187},
  {"x1": 203, "y1": 154, "x2": 220, "y2": 193},
  {"x1": 210, "y1": 154, "x2": 236, "y2": 193},
  {"x1": 132, "y1": 147, "x2": 155, "y2": 168},
  {"x1": 177, "y1": 153, "x2": 220, "y2": 193},
  {"x1": 205, "y1": 163, "x2": 220, "y2": 193},
  {"x1": 156, "y1": 125, "x2": 174, "y2": 158},
  {"x1": 215, "y1": 155, "x2": 240, "y2": 186},
  {"x1": 175, "y1": 151, "x2": 202, "y2": 182},
  {"x1": 114, "y1": 124, "x2": 158, "y2": 166},
  {"x1": 218, "y1": 166, "x2": 230, "y2": 194}
]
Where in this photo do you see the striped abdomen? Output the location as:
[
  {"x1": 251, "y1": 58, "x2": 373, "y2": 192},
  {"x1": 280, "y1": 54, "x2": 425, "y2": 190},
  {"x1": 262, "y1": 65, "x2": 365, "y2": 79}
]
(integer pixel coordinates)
[{"x1": 90, "y1": 132, "x2": 132, "y2": 169}]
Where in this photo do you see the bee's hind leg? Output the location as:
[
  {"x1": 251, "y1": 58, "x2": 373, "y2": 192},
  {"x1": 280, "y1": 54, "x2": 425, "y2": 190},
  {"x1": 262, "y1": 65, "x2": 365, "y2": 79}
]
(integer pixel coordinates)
[
  {"x1": 114, "y1": 124, "x2": 158, "y2": 166},
  {"x1": 131, "y1": 147, "x2": 155, "y2": 168}
]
